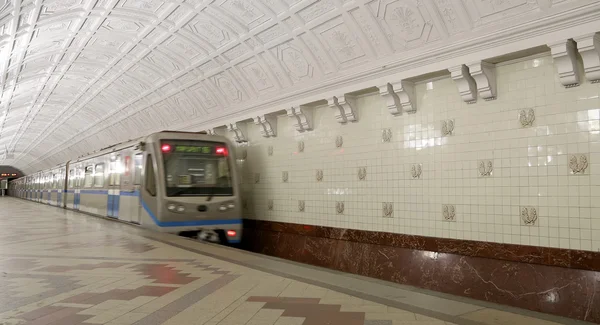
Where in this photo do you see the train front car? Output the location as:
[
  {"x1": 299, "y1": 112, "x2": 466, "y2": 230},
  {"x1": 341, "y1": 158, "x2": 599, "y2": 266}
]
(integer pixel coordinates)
[{"x1": 140, "y1": 132, "x2": 242, "y2": 244}]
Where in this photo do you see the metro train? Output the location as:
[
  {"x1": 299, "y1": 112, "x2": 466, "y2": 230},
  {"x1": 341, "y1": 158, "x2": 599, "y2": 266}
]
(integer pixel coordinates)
[{"x1": 8, "y1": 131, "x2": 242, "y2": 244}]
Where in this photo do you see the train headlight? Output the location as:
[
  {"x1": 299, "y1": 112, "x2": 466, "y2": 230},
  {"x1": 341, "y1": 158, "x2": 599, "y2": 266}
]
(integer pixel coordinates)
[
  {"x1": 227, "y1": 203, "x2": 235, "y2": 209},
  {"x1": 167, "y1": 204, "x2": 176, "y2": 211},
  {"x1": 176, "y1": 205, "x2": 185, "y2": 212},
  {"x1": 219, "y1": 205, "x2": 227, "y2": 211}
]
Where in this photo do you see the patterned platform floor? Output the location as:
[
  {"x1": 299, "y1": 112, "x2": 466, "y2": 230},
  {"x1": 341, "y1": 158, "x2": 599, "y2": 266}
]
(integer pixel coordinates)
[{"x1": 0, "y1": 199, "x2": 576, "y2": 325}]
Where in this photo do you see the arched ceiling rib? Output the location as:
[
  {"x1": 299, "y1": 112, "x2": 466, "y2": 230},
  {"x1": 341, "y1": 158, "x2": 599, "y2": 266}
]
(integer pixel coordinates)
[{"x1": 0, "y1": 0, "x2": 599, "y2": 174}]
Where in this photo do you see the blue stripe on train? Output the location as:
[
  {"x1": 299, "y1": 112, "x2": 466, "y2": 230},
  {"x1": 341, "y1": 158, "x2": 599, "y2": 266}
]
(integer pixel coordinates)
[{"x1": 57, "y1": 190, "x2": 242, "y2": 229}]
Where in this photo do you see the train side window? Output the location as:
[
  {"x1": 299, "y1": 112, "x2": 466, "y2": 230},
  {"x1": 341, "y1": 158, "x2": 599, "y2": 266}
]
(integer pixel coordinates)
[
  {"x1": 94, "y1": 163, "x2": 105, "y2": 187},
  {"x1": 145, "y1": 155, "x2": 156, "y2": 196},
  {"x1": 84, "y1": 166, "x2": 94, "y2": 188},
  {"x1": 133, "y1": 154, "x2": 143, "y2": 185}
]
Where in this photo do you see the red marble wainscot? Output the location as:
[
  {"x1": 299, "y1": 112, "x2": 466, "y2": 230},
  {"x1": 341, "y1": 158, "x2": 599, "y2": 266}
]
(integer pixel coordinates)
[
  {"x1": 240, "y1": 222, "x2": 600, "y2": 323},
  {"x1": 242, "y1": 219, "x2": 600, "y2": 272}
]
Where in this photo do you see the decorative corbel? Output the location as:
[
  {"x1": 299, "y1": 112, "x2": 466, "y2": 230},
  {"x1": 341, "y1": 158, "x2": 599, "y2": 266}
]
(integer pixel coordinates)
[
  {"x1": 449, "y1": 64, "x2": 477, "y2": 103},
  {"x1": 327, "y1": 94, "x2": 358, "y2": 123},
  {"x1": 549, "y1": 39, "x2": 581, "y2": 88},
  {"x1": 377, "y1": 80, "x2": 416, "y2": 116},
  {"x1": 252, "y1": 115, "x2": 277, "y2": 138},
  {"x1": 574, "y1": 33, "x2": 600, "y2": 83},
  {"x1": 226, "y1": 122, "x2": 247, "y2": 142},
  {"x1": 285, "y1": 105, "x2": 313, "y2": 132},
  {"x1": 468, "y1": 61, "x2": 497, "y2": 100},
  {"x1": 205, "y1": 129, "x2": 217, "y2": 135}
]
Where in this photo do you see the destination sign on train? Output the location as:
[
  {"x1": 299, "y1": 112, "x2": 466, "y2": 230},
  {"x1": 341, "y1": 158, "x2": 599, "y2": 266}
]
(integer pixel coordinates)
[{"x1": 174, "y1": 145, "x2": 212, "y2": 153}]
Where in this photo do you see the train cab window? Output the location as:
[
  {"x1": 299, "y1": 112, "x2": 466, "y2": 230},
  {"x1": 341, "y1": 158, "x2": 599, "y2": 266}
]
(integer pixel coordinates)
[
  {"x1": 84, "y1": 166, "x2": 94, "y2": 188},
  {"x1": 134, "y1": 154, "x2": 143, "y2": 185},
  {"x1": 145, "y1": 154, "x2": 157, "y2": 196},
  {"x1": 160, "y1": 140, "x2": 233, "y2": 197},
  {"x1": 94, "y1": 163, "x2": 105, "y2": 187}
]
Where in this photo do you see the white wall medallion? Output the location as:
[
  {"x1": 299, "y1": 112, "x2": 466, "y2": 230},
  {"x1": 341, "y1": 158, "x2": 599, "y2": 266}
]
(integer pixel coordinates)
[
  {"x1": 478, "y1": 160, "x2": 493, "y2": 177},
  {"x1": 316, "y1": 169, "x2": 324, "y2": 182},
  {"x1": 297, "y1": 141, "x2": 305, "y2": 152},
  {"x1": 569, "y1": 154, "x2": 589, "y2": 175},
  {"x1": 267, "y1": 199, "x2": 274, "y2": 211},
  {"x1": 253, "y1": 115, "x2": 277, "y2": 138},
  {"x1": 549, "y1": 39, "x2": 581, "y2": 88},
  {"x1": 574, "y1": 33, "x2": 600, "y2": 83},
  {"x1": 254, "y1": 173, "x2": 260, "y2": 184},
  {"x1": 336, "y1": 202, "x2": 344, "y2": 214},
  {"x1": 519, "y1": 109, "x2": 535, "y2": 128},
  {"x1": 282, "y1": 171, "x2": 289, "y2": 183},
  {"x1": 411, "y1": 164, "x2": 422, "y2": 179},
  {"x1": 335, "y1": 135, "x2": 343, "y2": 148},
  {"x1": 377, "y1": 80, "x2": 416, "y2": 116},
  {"x1": 468, "y1": 61, "x2": 497, "y2": 100},
  {"x1": 449, "y1": 64, "x2": 477, "y2": 103},
  {"x1": 443, "y1": 204, "x2": 456, "y2": 222},
  {"x1": 226, "y1": 122, "x2": 248, "y2": 143},
  {"x1": 285, "y1": 105, "x2": 313, "y2": 132},
  {"x1": 267, "y1": 145, "x2": 273, "y2": 156},
  {"x1": 441, "y1": 119, "x2": 454, "y2": 136},
  {"x1": 358, "y1": 166, "x2": 366, "y2": 181},
  {"x1": 327, "y1": 94, "x2": 358, "y2": 123},
  {"x1": 298, "y1": 200, "x2": 305, "y2": 212},
  {"x1": 382, "y1": 202, "x2": 393, "y2": 218},
  {"x1": 382, "y1": 128, "x2": 392, "y2": 142},
  {"x1": 520, "y1": 207, "x2": 538, "y2": 226}
]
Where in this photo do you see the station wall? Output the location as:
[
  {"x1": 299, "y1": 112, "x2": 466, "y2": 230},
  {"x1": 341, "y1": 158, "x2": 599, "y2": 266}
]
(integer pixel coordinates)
[{"x1": 219, "y1": 54, "x2": 600, "y2": 253}]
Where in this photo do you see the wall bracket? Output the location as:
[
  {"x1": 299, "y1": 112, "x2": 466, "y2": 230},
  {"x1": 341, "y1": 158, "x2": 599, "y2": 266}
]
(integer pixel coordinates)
[
  {"x1": 327, "y1": 94, "x2": 358, "y2": 123},
  {"x1": 449, "y1": 64, "x2": 477, "y2": 103},
  {"x1": 549, "y1": 39, "x2": 581, "y2": 88},
  {"x1": 378, "y1": 80, "x2": 416, "y2": 116},
  {"x1": 468, "y1": 61, "x2": 497, "y2": 100},
  {"x1": 285, "y1": 105, "x2": 313, "y2": 132},
  {"x1": 253, "y1": 115, "x2": 277, "y2": 137},
  {"x1": 574, "y1": 33, "x2": 600, "y2": 83},
  {"x1": 226, "y1": 122, "x2": 247, "y2": 143}
]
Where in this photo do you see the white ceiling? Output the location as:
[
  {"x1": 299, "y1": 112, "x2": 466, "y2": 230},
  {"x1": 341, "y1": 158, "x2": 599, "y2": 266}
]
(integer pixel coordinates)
[{"x1": 0, "y1": 0, "x2": 599, "y2": 174}]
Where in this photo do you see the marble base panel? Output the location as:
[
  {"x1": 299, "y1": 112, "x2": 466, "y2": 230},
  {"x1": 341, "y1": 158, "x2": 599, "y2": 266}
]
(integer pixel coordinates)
[{"x1": 241, "y1": 220, "x2": 600, "y2": 323}]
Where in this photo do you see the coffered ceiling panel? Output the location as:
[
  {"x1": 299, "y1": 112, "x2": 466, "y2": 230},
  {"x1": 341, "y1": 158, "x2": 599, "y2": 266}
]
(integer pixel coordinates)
[{"x1": 0, "y1": 0, "x2": 599, "y2": 173}]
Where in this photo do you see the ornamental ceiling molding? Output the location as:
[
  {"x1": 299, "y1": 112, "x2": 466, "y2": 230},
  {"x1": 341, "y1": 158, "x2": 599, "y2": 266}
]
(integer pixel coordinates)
[{"x1": 0, "y1": 0, "x2": 599, "y2": 172}]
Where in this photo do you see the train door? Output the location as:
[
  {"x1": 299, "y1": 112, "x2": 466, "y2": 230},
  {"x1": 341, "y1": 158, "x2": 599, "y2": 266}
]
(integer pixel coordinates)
[
  {"x1": 130, "y1": 151, "x2": 143, "y2": 224},
  {"x1": 118, "y1": 150, "x2": 140, "y2": 223},
  {"x1": 139, "y1": 151, "x2": 158, "y2": 227},
  {"x1": 58, "y1": 168, "x2": 66, "y2": 207},
  {"x1": 73, "y1": 165, "x2": 82, "y2": 210},
  {"x1": 107, "y1": 153, "x2": 123, "y2": 218}
]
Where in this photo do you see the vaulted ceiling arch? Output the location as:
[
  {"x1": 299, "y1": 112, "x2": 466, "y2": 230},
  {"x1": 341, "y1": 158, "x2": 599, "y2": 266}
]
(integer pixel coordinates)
[{"x1": 0, "y1": 0, "x2": 598, "y2": 173}]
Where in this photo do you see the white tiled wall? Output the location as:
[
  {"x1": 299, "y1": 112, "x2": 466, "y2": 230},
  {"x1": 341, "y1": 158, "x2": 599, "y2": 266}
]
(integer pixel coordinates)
[{"x1": 219, "y1": 55, "x2": 600, "y2": 252}]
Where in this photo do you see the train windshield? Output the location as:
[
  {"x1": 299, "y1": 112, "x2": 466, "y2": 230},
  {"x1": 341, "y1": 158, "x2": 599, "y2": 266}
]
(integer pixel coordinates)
[{"x1": 161, "y1": 140, "x2": 233, "y2": 197}]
